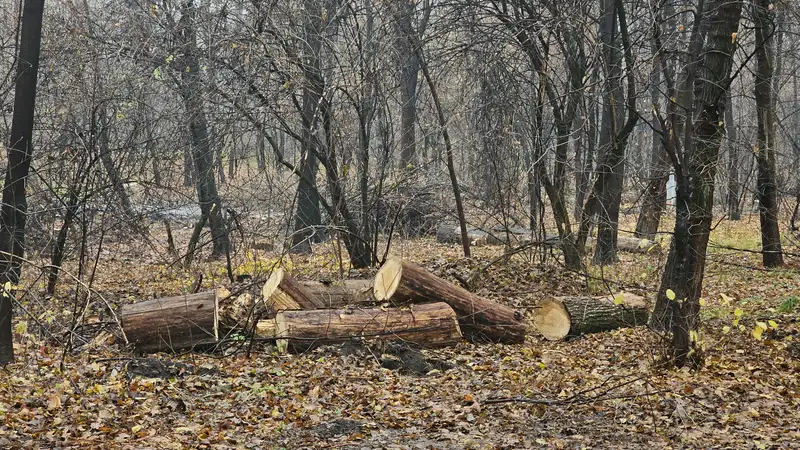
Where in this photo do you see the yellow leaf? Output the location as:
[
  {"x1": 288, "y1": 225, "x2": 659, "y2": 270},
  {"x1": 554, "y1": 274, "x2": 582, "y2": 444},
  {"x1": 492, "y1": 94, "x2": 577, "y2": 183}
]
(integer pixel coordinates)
[
  {"x1": 14, "y1": 321, "x2": 27, "y2": 335},
  {"x1": 756, "y1": 321, "x2": 768, "y2": 331},
  {"x1": 665, "y1": 289, "x2": 676, "y2": 301},
  {"x1": 699, "y1": 298, "x2": 707, "y2": 307},
  {"x1": 752, "y1": 326, "x2": 763, "y2": 339},
  {"x1": 722, "y1": 326, "x2": 731, "y2": 333},
  {"x1": 689, "y1": 330, "x2": 699, "y2": 342},
  {"x1": 734, "y1": 308, "x2": 744, "y2": 317},
  {"x1": 613, "y1": 294, "x2": 624, "y2": 305},
  {"x1": 47, "y1": 394, "x2": 62, "y2": 410},
  {"x1": 131, "y1": 425, "x2": 143, "y2": 433},
  {"x1": 768, "y1": 320, "x2": 778, "y2": 329}
]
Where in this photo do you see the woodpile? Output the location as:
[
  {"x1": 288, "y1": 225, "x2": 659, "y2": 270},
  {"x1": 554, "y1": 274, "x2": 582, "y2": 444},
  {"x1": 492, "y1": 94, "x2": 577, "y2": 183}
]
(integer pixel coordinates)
[{"x1": 120, "y1": 259, "x2": 650, "y2": 354}]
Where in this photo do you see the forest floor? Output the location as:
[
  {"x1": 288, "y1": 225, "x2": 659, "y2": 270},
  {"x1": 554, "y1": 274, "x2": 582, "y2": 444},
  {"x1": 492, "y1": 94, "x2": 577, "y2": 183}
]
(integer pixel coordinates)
[{"x1": 1, "y1": 212, "x2": 799, "y2": 449}]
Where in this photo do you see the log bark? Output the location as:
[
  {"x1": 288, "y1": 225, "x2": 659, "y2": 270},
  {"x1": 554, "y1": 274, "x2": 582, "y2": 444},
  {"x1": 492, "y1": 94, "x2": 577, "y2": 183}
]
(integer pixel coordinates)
[
  {"x1": 374, "y1": 258, "x2": 526, "y2": 343},
  {"x1": 435, "y1": 225, "x2": 503, "y2": 246},
  {"x1": 301, "y1": 279, "x2": 374, "y2": 308},
  {"x1": 263, "y1": 302, "x2": 462, "y2": 353},
  {"x1": 121, "y1": 290, "x2": 220, "y2": 353},
  {"x1": 262, "y1": 268, "x2": 319, "y2": 311},
  {"x1": 534, "y1": 293, "x2": 649, "y2": 340},
  {"x1": 616, "y1": 236, "x2": 661, "y2": 254}
]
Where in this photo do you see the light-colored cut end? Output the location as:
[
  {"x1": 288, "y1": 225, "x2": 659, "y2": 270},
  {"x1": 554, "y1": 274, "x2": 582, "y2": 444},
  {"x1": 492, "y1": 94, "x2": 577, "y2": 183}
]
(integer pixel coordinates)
[
  {"x1": 374, "y1": 257, "x2": 403, "y2": 301},
  {"x1": 255, "y1": 319, "x2": 276, "y2": 339},
  {"x1": 262, "y1": 268, "x2": 286, "y2": 299},
  {"x1": 533, "y1": 299, "x2": 571, "y2": 340},
  {"x1": 274, "y1": 313, "x2": 288, "y2": 354}
]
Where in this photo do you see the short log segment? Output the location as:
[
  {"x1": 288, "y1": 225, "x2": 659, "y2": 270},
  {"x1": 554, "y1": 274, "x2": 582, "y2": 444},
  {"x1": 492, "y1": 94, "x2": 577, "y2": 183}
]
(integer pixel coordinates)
[
  {"x1": 301, "y1": 279, "x2": 374, "y2": 308},
  {"x1": 616, "y1": 236, "x2": 661, "y2": 254},
  {"x1": 373, "y1": 258, "x2": 526, "y2": 344},
  {"x1": 262, "y1": 268, "x2": 319, "y2": 311},
  {"x1": 121, "y1": 290, "x2": 219, "y2": 353},
  {"x1": 534, "y1": 293, "x2": 649, "y2": 340},
  {"x1": 268, "y1": 302, "x2": 462, "y2": 353}
]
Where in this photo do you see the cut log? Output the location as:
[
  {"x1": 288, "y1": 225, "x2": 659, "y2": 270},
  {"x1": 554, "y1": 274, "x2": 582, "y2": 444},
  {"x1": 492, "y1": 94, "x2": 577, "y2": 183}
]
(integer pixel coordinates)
[
  {"x1": 262, "y1": 268, "x2": 319, "y2": 311},
  {"x1": 265, "y1": 302, "x2": 462, "y2": 353},
  {"x1": 373, "y1": 258, "x2": 526, "y2": 344},
  {"x1": 616, "y1": 236, "x2": 661, "y2": 254},
  {"x1": 533, "y1": 293, "x2": 649, "y2": 340},
  {"x1": 435, "y1": 225, "x2": 503, "y2": 246},
  {"x1": 121, "y1": 290, "x2": 219, "y2": 353},
  {"x1": 300, "y1": 279, "x2": 375, "y2": 308}
]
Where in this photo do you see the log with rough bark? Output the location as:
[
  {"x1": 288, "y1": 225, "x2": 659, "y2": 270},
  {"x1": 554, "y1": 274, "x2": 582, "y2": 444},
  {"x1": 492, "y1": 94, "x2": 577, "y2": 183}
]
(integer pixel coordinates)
[
  {"x1": 373, "y1": 258, "x2": 526, "y2": 343},
  {"x1": 616, "y1": 236, "x2": 661, "y2": 254},
  {"x1": 300, "y1": 279, "x2": 375, "y2": 308},
  {"x1": 436, "y1": 225, "x2": 503, "y2": 246},
  {"x1": 262, "y1": 302, "x2": 462, "y2": 353},
  {"x1": 121, "y1": 290, "x2": 219, "y2": 353},
  {"x1": 533, "y1": 293, "x2": 649, "y2": 340},
  {"x1": 262, "y1": 268, "x2": 319, "y2": 311}
]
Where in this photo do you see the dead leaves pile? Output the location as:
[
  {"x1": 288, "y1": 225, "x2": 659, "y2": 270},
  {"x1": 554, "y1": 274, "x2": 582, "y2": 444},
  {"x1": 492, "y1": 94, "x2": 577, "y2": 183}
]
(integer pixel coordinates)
[{"x1": 1, "y1": 219, "x2": 799, "y2": 449}]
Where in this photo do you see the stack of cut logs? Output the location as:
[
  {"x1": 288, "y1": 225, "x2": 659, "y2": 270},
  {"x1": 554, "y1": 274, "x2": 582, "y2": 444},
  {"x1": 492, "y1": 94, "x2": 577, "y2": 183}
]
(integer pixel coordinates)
[{"x1": 120, "y1": 258, "x2": 650, "y2": 354}]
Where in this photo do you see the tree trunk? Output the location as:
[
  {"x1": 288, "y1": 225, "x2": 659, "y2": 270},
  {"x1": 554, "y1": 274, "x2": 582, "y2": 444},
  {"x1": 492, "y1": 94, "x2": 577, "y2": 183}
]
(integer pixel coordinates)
[
  {"x1": 651, "y1": 0, "x2": 742, "y2": 368},
  {"x1": 593, "y1": 0, "x2": 626, "y2": 265},
  {"x1": 269, "y1": 302, "x2": 462, "y2": 353},
  {"x1": 725, "y1": 91, "x2": 741, "y2": 220},
  {"x1": 636, "y1": 46, "x2": 670, "y2": 239},
  {"x1": 0, "y1": 0, "x2": 46, "y2": 365},
  {"x1": 291, "y1": 0, "x2": 325, "y2": 254},
  {"x1": 753, "y1": 0, "x2": 784, "y2": 268},
  {"x1": 373, "y1": 258, "x2": 526, "y2": 343},
  {"x1": 534, "y1": 293, "x2": 649, "y2": 340},
  {"x1": 179, "y1": 1, "x2": 230, "y2": 258},
  {"x1": 121, "y1": 290, "x2": 220, "y2": 353}
]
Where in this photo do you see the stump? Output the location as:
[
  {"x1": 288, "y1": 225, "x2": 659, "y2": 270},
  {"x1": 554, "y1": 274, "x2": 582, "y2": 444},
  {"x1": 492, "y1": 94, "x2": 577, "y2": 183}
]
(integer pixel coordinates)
[
  {"x1": 301, "y1": 279, "x2": 375, "y2": 308},
  {"x1": 262, "y1": 268, "x2": 319, "y2": 311},
  {"x1": 265, "y1": 302, "x2": 463, "y2": 353},
  {"x1": 373, "y1": 258, "x2": 526, "y2": 344},
  {"x1": 533, "y1": 293, "x2": 649, "y2": 340},
  {"x1": 121, "y1": 290, "x2": 220, "y2": 353}
]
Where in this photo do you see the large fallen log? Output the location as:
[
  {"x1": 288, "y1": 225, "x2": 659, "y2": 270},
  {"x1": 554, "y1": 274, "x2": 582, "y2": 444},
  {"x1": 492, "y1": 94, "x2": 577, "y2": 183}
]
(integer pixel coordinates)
[
  {"x1": 263, "y1": 302, "x2": 462, "y2": 353},
  {"x1": 300, "y1": 279, "x2": 375, "y2": 308},
  {"x1": 121, "y1": 290, "x2": 220, "y2": 353},
  {"x1": 533, "y1": 293, "x2": 649, "y2": 340},
  {"x1": 435, "y1": 225, "x2": 503, "y2": 246},
  {"x1": 262, "y1": 268, "x2": 319, "y2": 311},
  {"x1": 373, "y1": 258, "x2": 526, "y2": 344}
]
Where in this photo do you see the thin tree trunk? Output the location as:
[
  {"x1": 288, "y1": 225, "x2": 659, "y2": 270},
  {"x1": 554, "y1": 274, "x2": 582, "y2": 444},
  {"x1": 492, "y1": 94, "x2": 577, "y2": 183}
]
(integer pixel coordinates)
[
  {"x1": 753, "y1": 0, "x2": 784, "y2": 267},
  {"x1": 636, "y1": 41, "x2": 670, "y2": 238},
  {"x1": 652, "y1": 0, "x2": 742, "y2": 369},
  {"x1": 0, "y1": 0, "x2": 46, "y2": 365},
  {"x1": 725, "y1": 90, "x2": 741, "y2": 220},
  {"x1": 179, "y1": 1, "x2": 230, "y2": 258}
]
